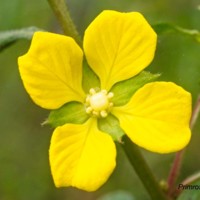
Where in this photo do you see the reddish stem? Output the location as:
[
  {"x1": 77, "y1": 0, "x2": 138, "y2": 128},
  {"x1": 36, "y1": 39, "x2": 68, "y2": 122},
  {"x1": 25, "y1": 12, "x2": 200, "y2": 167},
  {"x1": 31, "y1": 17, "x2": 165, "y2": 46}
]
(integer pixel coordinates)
[
  {"x1": 190, "y1": 95, "x2": 200, "y2": 128},
  {"x1": 167, "y1": 150, "x2": 184, "y2": 196},
  {"x1": 167, "y1": 95, "x2": 200, "y2": 198}
]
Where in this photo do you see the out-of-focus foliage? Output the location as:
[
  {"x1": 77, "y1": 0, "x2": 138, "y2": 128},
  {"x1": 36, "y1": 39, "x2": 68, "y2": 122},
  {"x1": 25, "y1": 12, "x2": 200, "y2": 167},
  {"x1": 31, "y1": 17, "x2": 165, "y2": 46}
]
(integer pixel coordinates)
[
  {"x1": 0, "y1": 27, "x2": 42, "y2": 51},
  {"x1": 153, "y1": 23, "x2": 200, "y2": 42},
  {"x1": 0, "y1": 0, "x2": 200, "y2": 200},
  {"x1": 96, "y1": 190, "x2": 135, "y2": 200}
]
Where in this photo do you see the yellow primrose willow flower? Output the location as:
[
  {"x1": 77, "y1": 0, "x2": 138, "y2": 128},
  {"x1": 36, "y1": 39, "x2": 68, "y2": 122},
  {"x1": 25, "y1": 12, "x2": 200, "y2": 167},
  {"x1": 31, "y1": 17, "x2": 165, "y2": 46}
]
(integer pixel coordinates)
[{"x1": 18, "y1": 10, "x2": 192, "y2": 191}]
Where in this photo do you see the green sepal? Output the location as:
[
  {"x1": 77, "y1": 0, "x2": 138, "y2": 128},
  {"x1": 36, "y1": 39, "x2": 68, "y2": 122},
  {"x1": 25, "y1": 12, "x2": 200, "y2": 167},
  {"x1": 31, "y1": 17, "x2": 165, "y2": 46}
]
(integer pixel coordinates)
[
  {"x1": 110, "y1": 71, "x2": 160, "y2": 106},
  {"x1": 0, "y1": 27, "x2": 43, "y2": 51},
  {"x1": 98, "y1": 114, "x2": 125, "y2": 141},
  {"x1": 46, "y1": 101, "x2": 89, "y2": 128},
  {"x1": 82, "y1": 59, "x2": 100, "y2": 93},
  {"x1": 153, "y1": 23, "x2": 200, "y2": 43}
]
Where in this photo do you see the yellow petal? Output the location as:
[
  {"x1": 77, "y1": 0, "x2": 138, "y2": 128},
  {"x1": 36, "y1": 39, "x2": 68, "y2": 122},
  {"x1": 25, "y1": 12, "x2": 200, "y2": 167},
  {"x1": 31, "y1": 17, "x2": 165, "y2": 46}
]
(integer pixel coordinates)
[
  {"x1": 84, "y1": 10, "x2": 157, "y2": 91},
  {"x1": 49, "y1": 118, "x2": 116, "y2": 191},
  {"x1": 112, "y1": 82, "x2": 192, "y2": 153},
  {"x1": 18, "y1": 32, "x2": 85, "y2": 109}
]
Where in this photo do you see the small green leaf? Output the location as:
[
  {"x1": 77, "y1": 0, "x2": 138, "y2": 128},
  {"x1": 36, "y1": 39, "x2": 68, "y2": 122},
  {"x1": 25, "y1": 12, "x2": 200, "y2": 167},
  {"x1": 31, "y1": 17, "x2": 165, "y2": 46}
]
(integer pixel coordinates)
[
  {"x1": 153, "y1": 23, "x2": 200, "y2": 43},
  {"x1": 82, "y1": 59, "x2": 100, "y2": 93},
  {"x1": 98, "y1": 114, "x2": 125, "y2": 141},
  {"x1": 47, "y1": 101, "x2": 89, "y2": 127},
  {"x1": 97, "y1": 190, "x2": 135, "y2": 200},
  {"x1": 153, "y1": 23, "x2": 176, "y2": 34},
  {"x1": 0, "y1": 26, "x2": 43, "y2": 51},
  {"x1": 177, "y1": 179, "x2": 200, "y2": 200},
  {"x1": 110, "y1": 71, "x2": 160, "y2": 106}
]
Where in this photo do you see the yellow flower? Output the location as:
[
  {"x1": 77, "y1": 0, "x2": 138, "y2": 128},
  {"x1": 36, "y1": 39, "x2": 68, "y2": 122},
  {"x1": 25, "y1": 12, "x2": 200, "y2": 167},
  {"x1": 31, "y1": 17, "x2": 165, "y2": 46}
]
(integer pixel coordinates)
[{"x1": 18, "y1": 10, "x2": 191, "y2": 191}]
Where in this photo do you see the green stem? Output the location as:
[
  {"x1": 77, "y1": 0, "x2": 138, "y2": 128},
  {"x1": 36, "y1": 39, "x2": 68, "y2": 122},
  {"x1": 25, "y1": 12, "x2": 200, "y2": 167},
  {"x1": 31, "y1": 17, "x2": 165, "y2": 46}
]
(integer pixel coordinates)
[
  {"x1": 122, "y1": 136, "x2": 169, "y2": 200},
  {"x1": 47, "y1": 0, "x2": 82, "y2": 46}
]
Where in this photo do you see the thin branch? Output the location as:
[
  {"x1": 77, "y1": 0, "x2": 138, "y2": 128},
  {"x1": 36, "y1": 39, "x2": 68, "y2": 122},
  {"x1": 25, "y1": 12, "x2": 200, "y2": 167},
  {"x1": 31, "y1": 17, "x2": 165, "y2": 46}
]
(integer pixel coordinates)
[
  {"x1": 182, "y1": 171, "x2": 200, "y2": 186},
  {"x1": 190, "y1": 95, "x2": 200, "y2": 129},
  {"x1": 167, "y1": 150, "x2": 184, "y2": 196}
]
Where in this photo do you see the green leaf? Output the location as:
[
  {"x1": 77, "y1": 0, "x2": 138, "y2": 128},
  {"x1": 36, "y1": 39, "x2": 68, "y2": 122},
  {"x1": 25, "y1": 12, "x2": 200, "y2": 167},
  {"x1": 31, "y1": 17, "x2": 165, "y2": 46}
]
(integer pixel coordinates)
[
  {"x1": 97, "y1": 190, "x2": 135, "y2": 200},
  {"x1": 0, "y1": 26, "x2": 43, "y2": 51},
  {"x1": 47, "y1": 101, "x2": 89, "y2": 127},
  {"x1": 153, "y1": 23, "x2": 200, "y2": 43},
  {"x1": 177, "y1": 179, "x2": 200, "y2": 200},
  {"x1": 98, "y1": 114, "x2": 125, "y2": 141},
  {"x1": 153, "y1": 23, "x2": 176, "y2": 34},
  {"x1": 110, "y1": 71, "x2": 160, "y2": 106},
  {"x1": 82, "y1": 59, "x2": 100, "y2": 93}
]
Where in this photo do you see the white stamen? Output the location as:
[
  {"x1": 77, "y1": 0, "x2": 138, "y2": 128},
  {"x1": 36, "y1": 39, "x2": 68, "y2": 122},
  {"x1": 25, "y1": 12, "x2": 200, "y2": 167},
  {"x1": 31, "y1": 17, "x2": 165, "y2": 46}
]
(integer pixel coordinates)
[
  {"x1": 101, "y1": 89, "x2": 107, "y2": 95},
  {"x1": 107, "y1": 92, "x2": 114, "y2": 99},
  {"x1": 92, "y1": 110, "x2": 99, "y2": 116},
  {"x1": 100, "y1": 110, "x2": 108, "y2": 118},
  {"x1": 86, "y1": 96, "x2": 90, "y2": 103},
  {"x1": 86, "y1": 106, "x2": 93, "y2": 114},
  {"x1": 89, "y1": 88, "x2": 96, "y2": 95}
]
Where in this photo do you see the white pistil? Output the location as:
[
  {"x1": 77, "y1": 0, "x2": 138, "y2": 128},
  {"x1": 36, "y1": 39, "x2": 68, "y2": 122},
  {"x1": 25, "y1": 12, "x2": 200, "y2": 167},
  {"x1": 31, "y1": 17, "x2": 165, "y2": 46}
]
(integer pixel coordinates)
[{"x1": 85, "y1": 88, "x2": 114, "y2": 118}]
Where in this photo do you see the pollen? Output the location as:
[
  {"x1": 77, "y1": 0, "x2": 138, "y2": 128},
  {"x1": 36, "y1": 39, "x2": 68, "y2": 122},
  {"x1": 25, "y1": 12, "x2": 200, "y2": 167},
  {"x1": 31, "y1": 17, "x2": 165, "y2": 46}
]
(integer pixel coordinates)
[{"x1": 85, "y1": 88, "x2": 114, "y2": 118}]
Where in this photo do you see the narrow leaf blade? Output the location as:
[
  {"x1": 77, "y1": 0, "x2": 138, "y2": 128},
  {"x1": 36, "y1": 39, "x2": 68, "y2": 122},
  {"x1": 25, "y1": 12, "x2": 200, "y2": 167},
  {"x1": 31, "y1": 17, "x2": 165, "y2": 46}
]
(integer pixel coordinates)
[{"x1": 0, "y1": 26, "x2": 43, "y2": 51}]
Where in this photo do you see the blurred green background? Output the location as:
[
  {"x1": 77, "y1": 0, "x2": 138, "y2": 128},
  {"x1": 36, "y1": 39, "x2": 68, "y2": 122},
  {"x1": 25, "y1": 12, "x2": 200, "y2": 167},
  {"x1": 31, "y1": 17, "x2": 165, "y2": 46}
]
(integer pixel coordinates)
[{"x1": 0, "y1": 0, "x2": 200, "y2": 199}]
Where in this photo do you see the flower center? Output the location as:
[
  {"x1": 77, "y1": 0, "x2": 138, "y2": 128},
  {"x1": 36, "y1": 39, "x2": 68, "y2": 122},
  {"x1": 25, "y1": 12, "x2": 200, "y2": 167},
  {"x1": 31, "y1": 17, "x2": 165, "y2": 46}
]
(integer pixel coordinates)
[{"x1": 85, "y1": 88, "x2": 114, "y2": 118}]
